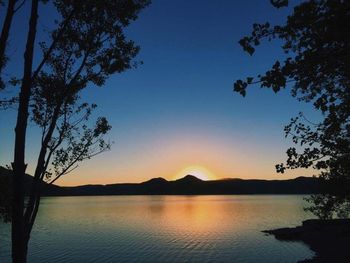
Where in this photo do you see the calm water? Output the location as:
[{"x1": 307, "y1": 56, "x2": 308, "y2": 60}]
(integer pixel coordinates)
[{"x1": 0, "y1": 195, "x2": 314, "y2": 262}]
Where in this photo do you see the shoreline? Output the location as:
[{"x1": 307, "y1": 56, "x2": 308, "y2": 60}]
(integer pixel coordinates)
[{"x1": 263, "y1": 219, "x2": 350, "y2": 263}]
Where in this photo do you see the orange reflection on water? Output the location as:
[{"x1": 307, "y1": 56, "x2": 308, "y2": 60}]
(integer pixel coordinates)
[
  {"x1": 40, "y1": 195, "x2": 307, "y2": 243},
  {"x1": 135, "y1": 196, "x2": 248, "y2": 240}
]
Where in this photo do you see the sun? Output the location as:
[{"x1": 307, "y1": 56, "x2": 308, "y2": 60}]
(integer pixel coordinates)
[{"x1": 174, "y1": 166, "x2": 216, "y2": 181}]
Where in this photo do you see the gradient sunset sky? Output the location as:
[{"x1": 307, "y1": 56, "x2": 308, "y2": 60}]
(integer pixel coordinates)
[{"x1": 0, "y1": 0, "x2": 318, "y2": 186}]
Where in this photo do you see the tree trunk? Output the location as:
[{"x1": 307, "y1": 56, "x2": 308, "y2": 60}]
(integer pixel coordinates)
[
  {"x1": 23, "y1": 104, "x2": 61, "y2": 243},
  {"x1": 0, "y1": 0, "x2": 16, "y2": 74},
  {"x1": 12, "y1": 0, "x2": 39, "y2": 262}
]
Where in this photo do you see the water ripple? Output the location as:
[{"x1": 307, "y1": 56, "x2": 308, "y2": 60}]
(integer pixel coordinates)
[{"x1": 0, "y1": 195, "x2": 314, "y2": 263}]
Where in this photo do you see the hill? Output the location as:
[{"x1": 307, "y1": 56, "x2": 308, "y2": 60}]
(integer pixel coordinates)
[
  {"x1": 0, "y1": 166, "x2": 63, "y2": 196},
  {"x1": 0, "y1": 167, "x2": 322, "y2": 196}
]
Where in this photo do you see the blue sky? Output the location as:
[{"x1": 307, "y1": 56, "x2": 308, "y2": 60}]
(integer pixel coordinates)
[{"x1": 0, "y1": 0, "x2": 319, "y2": 185}]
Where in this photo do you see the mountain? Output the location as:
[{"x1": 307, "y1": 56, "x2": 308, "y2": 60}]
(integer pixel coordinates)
[
  {"x1": 175, "y1": 174, "x2": 203, "y2": 183},
  {"x1": 0, "y1": 166, "x2": 62, "y2": 195},
  {"x1": 0, "y1": 166, "x2": 323, "y2": 196}
]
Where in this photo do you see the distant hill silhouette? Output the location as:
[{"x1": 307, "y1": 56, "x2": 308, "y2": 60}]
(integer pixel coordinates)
[
  {"x1": 0, "y1": 166, "x2": 324, "y2": 196},
  {"x1": 0, "y1": 166, "x2": 62, "y2": 195}
]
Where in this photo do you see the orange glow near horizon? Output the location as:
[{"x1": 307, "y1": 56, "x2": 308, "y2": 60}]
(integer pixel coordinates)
[
  {"x1": 54, "y1": 128, "x2": 317, "y2": 186},
  {"x1": 173, "y1": 166, "x2": 216, "y2": 181}
]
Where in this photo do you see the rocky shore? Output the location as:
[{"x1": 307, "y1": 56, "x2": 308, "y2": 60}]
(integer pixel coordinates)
[{"x1": 263, "y1": 219, "x2": 350, "y2": 263}]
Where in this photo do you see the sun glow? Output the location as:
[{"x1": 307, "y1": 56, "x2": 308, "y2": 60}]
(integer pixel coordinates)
[{"x1": 174, "y1": 166, "x2": 216, "y2": 181}]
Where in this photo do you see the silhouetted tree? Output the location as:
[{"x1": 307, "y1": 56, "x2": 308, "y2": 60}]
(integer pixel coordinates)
[
  {"x1": 234, "y1": 0, "x2": 350, "y2": 219},
  {"x1": 0, "y1": 167, "x2": 12, "y2": 223},
  {"x1": 0, "y1": 0, "x2": 150, "y2": 262},
  {"x1": 0, "y1": 0, "x2": 24, "y2": 107},
  {"x1": 0, "y1": 0, "x2": 22, "y2": 79}
]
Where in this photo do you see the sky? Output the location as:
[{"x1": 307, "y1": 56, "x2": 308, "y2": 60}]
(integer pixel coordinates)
[{"x1": 0, "y1": 0, "x2": 319, "y2": 186}]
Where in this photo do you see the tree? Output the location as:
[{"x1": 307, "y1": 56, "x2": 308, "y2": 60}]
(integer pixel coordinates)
[
  {"x1": 0, "y1": 0, "x2": 24, "y2": 78},
  {"x1": 234, "y1": 0, "x2": 350, "y2": 218},
  {"x1": 0, "y1": 0, "x2": 150, "y2": 262},
  {"x1": 0, "y1": 0, "x2": 25, "y2": 107},
  {"x1": 0, "y1": 166, "x2": 12, "y2": 223}
]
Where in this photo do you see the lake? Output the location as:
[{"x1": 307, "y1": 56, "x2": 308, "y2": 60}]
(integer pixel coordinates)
[{"x1": 0, "y1": 195, "x2": 314, "y2": 262}]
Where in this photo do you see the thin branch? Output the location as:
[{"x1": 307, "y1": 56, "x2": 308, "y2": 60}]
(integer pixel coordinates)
[
  {"x1": 63, "y1": 52, "x2": 73, "y2": 83},
  {"x1": 60, "y1": 164, "x2": 79, "y2": 176},
  {"x1": 31, "y1": 8, "x2": 76, "y2": 80},
  {"x1": 14, "y1": 0, "x2": 25, "y2": 13},
  {"x1": 48, "y1": 145, "x2": 109, "y2": 185},
  {"x1": 70, "y1": 111, "x2": 90, "y2": 128},
  {"x1": 0, "y1": 0, "x2": 16, "y2": 74},
  {"x1": 300, "y1": 112, "x2": 319, "y2": 126}
]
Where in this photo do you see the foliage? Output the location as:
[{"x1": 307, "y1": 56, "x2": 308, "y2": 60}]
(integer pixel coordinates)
[
  {"x1": 19, "y1": 0, "x2": 149, "y2": 236},
  {"x1": 234, "y1": 0, "x2": 350, "y2": 218},
  {"x1": 305, "y1": 194, "x2": 350, "y2": 220},
  {"x1": 27, "y1": 0, "x2": 150, "y2": 185},
  {"x1": 0, "y1": 0, "x2": 150, "y2": 260}
]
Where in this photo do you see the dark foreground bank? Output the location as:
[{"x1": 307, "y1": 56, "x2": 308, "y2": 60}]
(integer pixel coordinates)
[{"x1": 264, "y1": 219, "x2": 350, "y2": 263}]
